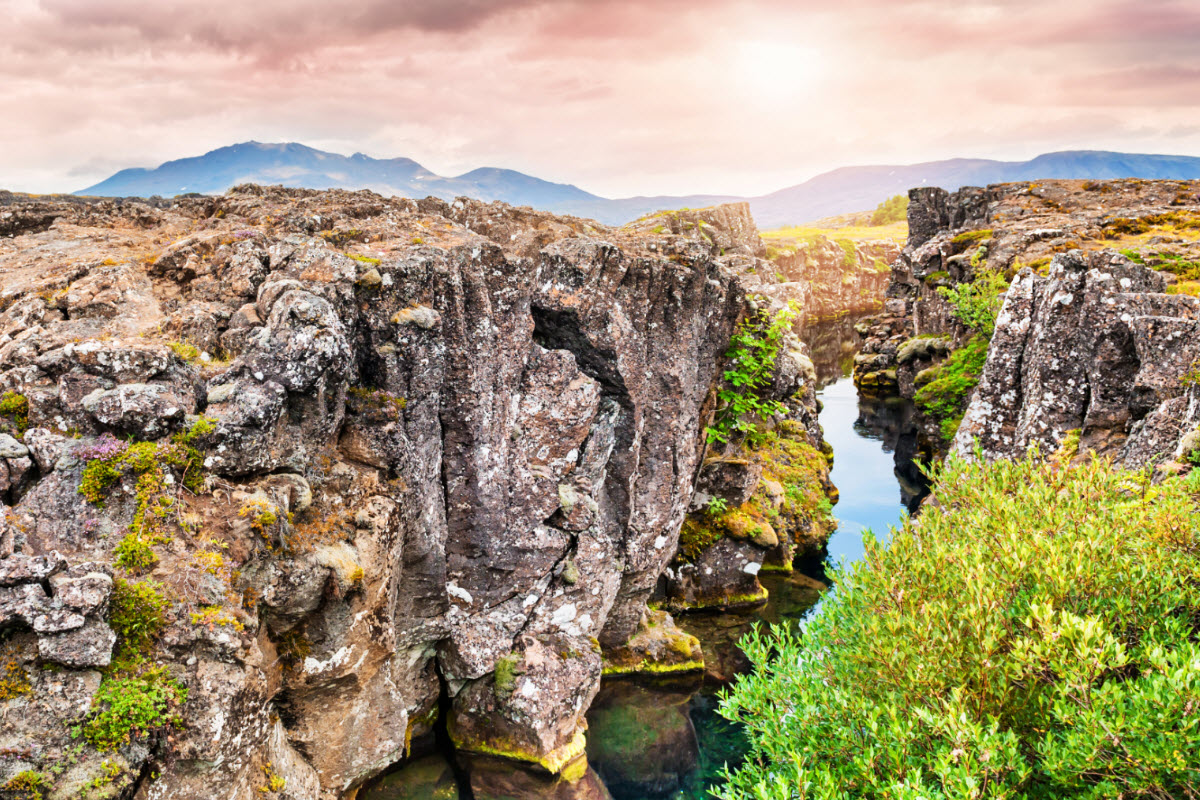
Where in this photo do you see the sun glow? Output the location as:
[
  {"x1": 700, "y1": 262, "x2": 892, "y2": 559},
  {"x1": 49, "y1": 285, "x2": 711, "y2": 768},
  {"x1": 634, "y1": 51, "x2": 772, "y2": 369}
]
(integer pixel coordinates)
[{"x1": 735, "y1": 40, "x2": 826, "y2": 101}]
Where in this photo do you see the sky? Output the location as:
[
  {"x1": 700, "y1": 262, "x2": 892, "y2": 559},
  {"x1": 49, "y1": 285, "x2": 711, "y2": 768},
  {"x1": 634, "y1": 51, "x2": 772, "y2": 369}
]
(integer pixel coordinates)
[{"x1": 4, "y1": 0, "x2": 1200, "y2": 198}]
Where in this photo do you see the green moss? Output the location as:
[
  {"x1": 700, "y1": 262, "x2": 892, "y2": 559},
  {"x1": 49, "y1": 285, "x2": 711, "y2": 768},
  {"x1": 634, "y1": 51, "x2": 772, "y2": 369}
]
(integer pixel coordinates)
[
  {"x1": 950, "y1": 229, "x2": 993, "y2": 248},
  {"x1": 601, "y1": 657, "x2": 705, "y2": 677},
  {"x1": 913, "y1": 336, "x2": 989, "y2": 441},
  {"x1": 347, "y1": 253, "x2": 381, "y2": 266},
  {"x1": 3, "y1": 771, "x2": 50, "y2": 800},
  {"x1": 923, "y1": 270, "x2": 950, "y2": 286},
  {"x1": 448, "y1": 718, "x2": 588, "y2": 775},
  {"x1": 666, "y1": 586, "x2": 769, "y2": 612},
  {"x1": 493, "y1": 653, "x2": 520, "y2": 698},
  {"x1": 0, "y1": 391, "x2": 30, "y2": 435}
]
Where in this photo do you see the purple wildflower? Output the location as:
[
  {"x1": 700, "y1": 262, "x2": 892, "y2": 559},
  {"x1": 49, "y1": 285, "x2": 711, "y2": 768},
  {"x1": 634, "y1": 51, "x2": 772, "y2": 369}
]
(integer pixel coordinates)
[{"x1": 74, "y1": 433, "x2": 128, "y2": 462}]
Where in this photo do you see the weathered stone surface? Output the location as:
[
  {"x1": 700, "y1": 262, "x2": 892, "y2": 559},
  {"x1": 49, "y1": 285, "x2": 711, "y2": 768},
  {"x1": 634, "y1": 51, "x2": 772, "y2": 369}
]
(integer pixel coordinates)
[
  {"x1": 0, "y1": 188, "x2": 770, "y2": 799},
  {"x1": 954, "y1": 250, "x2": 1200, "y2": 464}
]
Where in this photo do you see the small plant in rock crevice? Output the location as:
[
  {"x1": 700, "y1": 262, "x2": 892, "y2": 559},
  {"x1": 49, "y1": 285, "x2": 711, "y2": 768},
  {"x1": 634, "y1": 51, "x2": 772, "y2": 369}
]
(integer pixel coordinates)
[
  {"x1": 0, "y1": 391, "x2": 30, "y2": 436},
  {"x1": 706, "y1": 301, "x2": 800, "y2": 445}
]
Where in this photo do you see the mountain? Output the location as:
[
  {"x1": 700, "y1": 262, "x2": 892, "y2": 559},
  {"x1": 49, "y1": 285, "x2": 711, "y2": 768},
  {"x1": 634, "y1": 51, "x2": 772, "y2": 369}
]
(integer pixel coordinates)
[{"x1": 76, "y1": 143, "x2": 1200, "y2": 228}]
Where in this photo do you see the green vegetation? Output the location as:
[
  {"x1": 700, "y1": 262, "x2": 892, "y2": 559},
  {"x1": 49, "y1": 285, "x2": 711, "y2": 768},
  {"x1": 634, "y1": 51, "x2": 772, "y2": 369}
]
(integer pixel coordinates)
[
  {"x1": 836, "y1": 238, "x2": 857, "y2": 267},
  {"x1": 108, "y1": 579, "x2": 169, "y2": 663},
  {"x1": 0, "y1": 391, "x2": 30, "y2": 436},
  {"x1": 494, "y1": 654, "x2": 520, "y2": 699},
  {"x1": 680, "y1": 422, "x2": 834, "y2": 564},
  {"x1": 870, "y1": 194, "x2": 909, "y2": 226},
  {"x1": 950, "y1": 228, "x2": 994, "y2": 249},
  {"x1": 913, "y1": 336, "x2": 989, "y2": 440},
  {"x1": 167, "y1": 341, "x2": 202, "y2": 362},
  {"x1": 720, "y1": 453, "x2": 1200, "y2": 800},
  {"x1": 3, "y1": 771, "x2": 51, "y2": 800},
  {"x1": 938, "y1": 267, "x2": 1009, "y2": 339},
  {"x1": 0, "y1": 657, "x2": 31, "y2": 700},
  {"x1": 79, "y1": 419, "x2": 214, "y2": 572},
  {"x1": 706, "y1": 302, "x2": 800, "y2": 445},
  {"x1": 1103, "y1": 211, "x2": 1200, "y2": 238},
  {"x1": 75, "y1": 665, "x2": 188, "y2": 751}
]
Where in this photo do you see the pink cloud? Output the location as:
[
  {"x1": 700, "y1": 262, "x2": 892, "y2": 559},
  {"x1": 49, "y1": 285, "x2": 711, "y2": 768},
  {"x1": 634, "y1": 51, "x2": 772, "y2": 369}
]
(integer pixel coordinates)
[{"x1": 1, "y1": 0, "x2": 1199, "y2": 197}]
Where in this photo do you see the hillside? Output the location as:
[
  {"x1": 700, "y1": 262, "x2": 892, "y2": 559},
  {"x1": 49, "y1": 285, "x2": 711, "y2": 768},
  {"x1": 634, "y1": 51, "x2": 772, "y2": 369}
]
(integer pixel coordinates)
[{"x1": 75, "y1": 142, "x2": 1200, "y2": 228}]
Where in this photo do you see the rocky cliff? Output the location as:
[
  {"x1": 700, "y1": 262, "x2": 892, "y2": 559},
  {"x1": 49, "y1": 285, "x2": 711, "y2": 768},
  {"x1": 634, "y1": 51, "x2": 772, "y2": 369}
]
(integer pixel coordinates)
[
  {"x1": 0, "y1": 187, "x2": 833, "y2": 800},
  {"x1": 770, "y1": 235, "x2": 896, "y2": 321},
  {"x1": 855, "y1": 179, "x2": 1200, "y2": 469}
]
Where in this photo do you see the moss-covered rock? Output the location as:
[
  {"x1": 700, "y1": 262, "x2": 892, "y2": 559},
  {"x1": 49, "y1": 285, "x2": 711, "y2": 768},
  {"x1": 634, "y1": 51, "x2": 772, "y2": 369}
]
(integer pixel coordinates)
[{"x1": 601, "y1": 609, "x2": 703, "y2": 677}]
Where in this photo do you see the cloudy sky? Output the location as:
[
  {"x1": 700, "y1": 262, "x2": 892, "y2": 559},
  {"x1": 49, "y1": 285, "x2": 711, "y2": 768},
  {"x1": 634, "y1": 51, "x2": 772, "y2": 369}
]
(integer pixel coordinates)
[{"x1": 4, "y1": 0, "x2": 1200, "y2": 197}]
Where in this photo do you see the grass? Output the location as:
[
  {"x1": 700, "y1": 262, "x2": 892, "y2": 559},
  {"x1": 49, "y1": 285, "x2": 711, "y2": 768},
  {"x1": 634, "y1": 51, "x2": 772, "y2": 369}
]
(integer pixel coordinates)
[{"x1": 762, "y1": 220, "x2": 908, "y2": 252}]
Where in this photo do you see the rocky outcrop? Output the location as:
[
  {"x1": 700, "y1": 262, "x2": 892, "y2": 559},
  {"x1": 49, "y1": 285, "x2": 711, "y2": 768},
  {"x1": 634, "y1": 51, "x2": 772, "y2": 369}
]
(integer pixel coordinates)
[
  {"x1": 771, "y1": 236, "x2": 896, "y2": 320},
  {"x1": 856, "y1": 178, "x2": 1200, "y2": 469},
  {"x1": 954, "y1": 250, "x2": 1200, "y2": 467},
  {"x1": 0, "y1": 187, "x2": 780, "y2": 799}
]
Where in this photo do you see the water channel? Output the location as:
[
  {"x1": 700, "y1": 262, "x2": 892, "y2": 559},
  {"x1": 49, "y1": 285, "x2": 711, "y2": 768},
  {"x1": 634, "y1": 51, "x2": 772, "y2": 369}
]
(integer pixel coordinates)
[{"x1": 364, "y1": 313, "x2": 930, "y2": 800}]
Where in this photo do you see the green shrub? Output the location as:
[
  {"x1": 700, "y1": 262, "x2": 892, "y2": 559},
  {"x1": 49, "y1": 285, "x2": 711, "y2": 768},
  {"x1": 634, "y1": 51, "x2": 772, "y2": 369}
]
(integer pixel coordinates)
[
  {"x1": 870, "y1": 194, "x2": 909, "y2": 226},
  {"x1": 76, "y1": 665, "x2": 188, "y2": 751},
  {"x1": 0, "y1": 391, "x2": 29, "y2": 436},
  {"x1": 720, "y1": 453, "x2": 1200, "y2": 799},
  {"x1": 108, "y1": 579, "x2": 168, "y2": 662},
  {"x1": 938, "y1": 268, "x2": 1009, "y2": 339},
  {"x1": 913, "y1": 335, "x2": 989, "y2": 439}
]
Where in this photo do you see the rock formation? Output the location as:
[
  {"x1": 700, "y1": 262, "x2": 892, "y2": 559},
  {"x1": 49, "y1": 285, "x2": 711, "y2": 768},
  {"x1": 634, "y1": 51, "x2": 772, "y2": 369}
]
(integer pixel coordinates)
[
  {"x1": 0, "y1": 187, "x2": 834, "y2": 800},
  {"x1": 855, "y1": 178, "x2": 1200, "y2": 469}
]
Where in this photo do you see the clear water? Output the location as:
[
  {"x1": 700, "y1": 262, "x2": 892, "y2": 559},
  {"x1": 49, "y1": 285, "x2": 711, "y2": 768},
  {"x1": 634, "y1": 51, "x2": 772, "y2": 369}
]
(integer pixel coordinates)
[{"x1": 815, "y1": 377, "x2": 925, "y2": 570}]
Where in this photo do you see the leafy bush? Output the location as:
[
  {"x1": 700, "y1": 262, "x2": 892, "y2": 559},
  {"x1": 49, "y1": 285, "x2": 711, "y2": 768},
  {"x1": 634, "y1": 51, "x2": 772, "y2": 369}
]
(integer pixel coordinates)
[
  {"x1": 938, "y1": 268, "x2": 1009, "y2": 339},
  {"x1": 706, "y1": 302, "x2": 800, "y2": 444},
  {"x1": 870, "y1": 194, "x2": 909, "y2": 226},
  {"x1": 720, "y1": 453, "x2": 1200, "y2": 799},
  {"x1": 913, "y1": 335, "x2": 989, "y2": 439}
]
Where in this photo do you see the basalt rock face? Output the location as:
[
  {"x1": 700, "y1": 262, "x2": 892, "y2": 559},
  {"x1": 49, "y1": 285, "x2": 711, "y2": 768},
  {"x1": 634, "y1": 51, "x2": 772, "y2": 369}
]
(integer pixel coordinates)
[
  {"x1": 0, "y1": 187, "x2": 755, "y2": 799},
  {"x1": 772, "y1": 236, "x2": 897, "y2": 320},
  {"x1": 953, "y1": 250, "x2": 1200, "y2": 466},
  {"x1": 858, "y1": 178, "x2": 1200, "y2": 468}
]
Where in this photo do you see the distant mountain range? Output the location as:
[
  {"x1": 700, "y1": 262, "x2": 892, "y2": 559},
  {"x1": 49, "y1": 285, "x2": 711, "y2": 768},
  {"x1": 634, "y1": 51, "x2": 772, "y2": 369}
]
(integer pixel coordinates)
[{"x1": 77, "y1": 142, "x2": 1200, "y2": 228}]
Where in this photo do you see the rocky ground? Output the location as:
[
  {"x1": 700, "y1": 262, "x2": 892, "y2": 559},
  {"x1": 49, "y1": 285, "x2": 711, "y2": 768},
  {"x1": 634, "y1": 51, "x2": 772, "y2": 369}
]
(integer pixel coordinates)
[
  {"x1": 854, "y1": 179, "x2": 1200, "y2": 470},
  {"x1": 0, "y1": 187, "x2": 839, "y2": 800}
]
